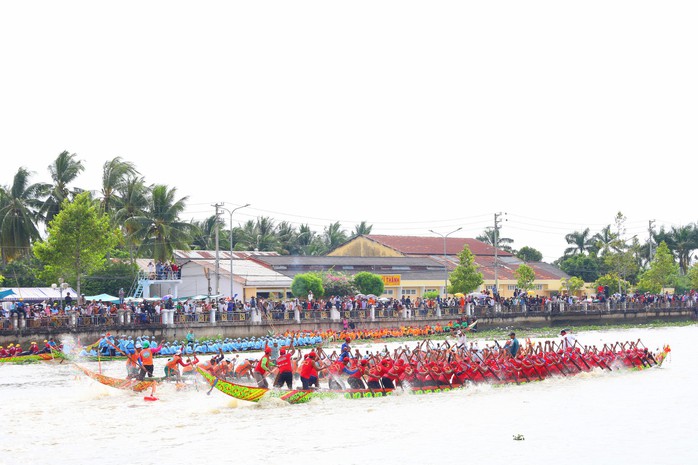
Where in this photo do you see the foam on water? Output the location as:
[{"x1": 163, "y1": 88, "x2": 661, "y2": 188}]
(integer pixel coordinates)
[{"x1": 1, "y1": 325, "x2": 695, "y2": 465}]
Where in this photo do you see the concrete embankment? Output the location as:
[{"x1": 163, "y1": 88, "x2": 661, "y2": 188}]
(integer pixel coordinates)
[{"x1": 1, "y1": 307, "x2": 694, "y2": 346}]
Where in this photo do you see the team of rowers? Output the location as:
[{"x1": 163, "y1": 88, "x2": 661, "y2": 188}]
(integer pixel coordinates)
[
  {"x1": 0, "y1": 337, "x2": 60, "y2": 358},
  {"x1": 189, "y1": 328, "x2": 664, "y2": 391}
]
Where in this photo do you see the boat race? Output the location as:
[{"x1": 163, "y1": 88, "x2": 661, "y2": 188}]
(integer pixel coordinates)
[{"x1": 2, "y1": 2, "x2": 698, "y2": 465}]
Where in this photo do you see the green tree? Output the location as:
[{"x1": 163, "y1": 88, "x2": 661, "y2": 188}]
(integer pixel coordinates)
[
  {"x1": 564, "y1": 228, "x2": 594, "y2": 256},
  {"x1": 353, "y1": 271, "x2": 385, "y2": 296},
  {"x1": 595, "y1": 273, "x2": 631, "y2": 295},
  {"x1": 558, "y1": 254, "x2": 603, "y2": 283},
  {"x1": 100, "y1": 157, "x2": 139, "y2": 216},
  {"x1": 81, "y1": 259, "x2": 139, "y2": 296},
  {"x1": 560, "y1": 276, "x2": 585, "y2": 296},
  {"x1": 41, "y1": 151, "x2": 85, "y2": 223},
  {"x1": 687, "y1": 265, "x2": 698, "y2": 291},
  {"x1": 291, "y1": 272, "x2": 324, "y2": 299},
  {"x1": 323, "y1": 221, "x2": 348, "y2": 251},
  {"x1": 516, "y1": 246, "x2": 542, "y2": 262},
  {"x1": 33, "y1": 192, "x2": 118, "y2": 297},
  {"x1": 448, "y1": 246, "x2": 483, "y2": 295},
  {"x1": 514, "y1": 263, "x2": 536, "y2": 293},
  {"x1": 636, "y1": 242, "x2": 680, "y2": 294},
  {"x1": 352, "y1": 221, "x2": 373, "y2": 238},
  {"x1": 477, "y1": 227, "x2": 514, "y2": 253},
  {"x1": 591, "y1": 225, "x2": 617, "y2": 256},
  {"x1": 125, "y1": 185, "x2": 193, "y2": 261},
  {"x1": 0, "y1": 167, "x2": 44, "y2": 263},
  {"x1": 189, "y1": 215, "x2": 220, "y2": 250},
  {"x1": 0, "y1": 255, "x2": 44, "y2": 287}
]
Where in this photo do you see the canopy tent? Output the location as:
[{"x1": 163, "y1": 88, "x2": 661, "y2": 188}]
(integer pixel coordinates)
[
  {"x1": 83, "y1": 293, "x2": 120, "y2": 303},
  {"x1": 0, "y1": 287, "x2": 79, "y2": 302}
]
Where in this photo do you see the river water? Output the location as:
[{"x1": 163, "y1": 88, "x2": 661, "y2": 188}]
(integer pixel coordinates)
[{"x1": 1, "y1": 325, "x2": 695, "y2": 465}]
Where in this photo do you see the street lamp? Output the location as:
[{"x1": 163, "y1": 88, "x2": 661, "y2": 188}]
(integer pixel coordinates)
[
  {"x1": 219, "y1": 203, "x2": 250, "y2": 300},
  {"x1": 429, "y1": 227, "x2": 462, "y2": 298},
  {"x1": 51, "y1": 278, "x2": 70, "y2": 309}
]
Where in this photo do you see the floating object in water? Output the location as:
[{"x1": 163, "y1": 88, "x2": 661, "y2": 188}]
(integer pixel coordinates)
[
  {"x1": 144, "y1": 396, "x2": 158, "y2": 402},
  {"x1": 513, "y1": 434, "x2": 525, "y2": 441}
]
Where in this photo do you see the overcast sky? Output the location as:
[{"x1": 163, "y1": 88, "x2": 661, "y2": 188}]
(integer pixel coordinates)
[{"x1": 1, "y1": 1, "x2": 696, "y2": 262}]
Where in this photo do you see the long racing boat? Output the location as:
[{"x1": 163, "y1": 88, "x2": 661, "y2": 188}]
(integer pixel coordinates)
[{"x1": 197, "y1": 344, "x2": 671, "y2": 405}]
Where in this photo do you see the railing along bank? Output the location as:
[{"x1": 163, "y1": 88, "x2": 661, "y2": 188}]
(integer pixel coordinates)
[{"x1": 2, "y1": 300, "x2": 696, "y2": 334}]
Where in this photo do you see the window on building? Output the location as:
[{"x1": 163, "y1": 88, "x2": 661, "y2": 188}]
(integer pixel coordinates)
[{"x1": 402, "y1": 289, "x2": 416, "y2": 295}]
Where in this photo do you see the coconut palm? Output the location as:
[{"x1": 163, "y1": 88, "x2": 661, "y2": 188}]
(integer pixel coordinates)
[
  {"x1": 667, "y1": 224, "x2": 698, "y2": 274},
  {"x1": 323, "y1": 221, "x2": 348, "y2": 251},
  {"x1": 41, "y1": 151, "x2": 85, "y2": 223},
  {"x1": 276, "y1": 221, "x2": 298, "y2": 254},
  {"x1": 477, "y1": 227, "x2": 514, "y2": 253},
  {"x1": 189, "y1": 215, "x2": 221, "y2": 250},
  {"x1": 0, "y1": 167, "x2": 44, "y2": 263},
  {"x1": 591, "y1": 225, "x2": 617, "y2": 256},
  {"x1": 352, "y1": 221, "x2": 373, "y2": 238},
  {"x1": 125, "y1": 184, "x2": 194, "y2": 262},
  {"x1": 100, "y1": 157, "x2": 139, "y2": 215},
  {"x1": 564, "y1": 228, "x2": 594, "y2": 256}
]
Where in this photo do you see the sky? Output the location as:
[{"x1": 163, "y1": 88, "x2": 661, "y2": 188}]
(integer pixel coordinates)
[{"x1": 1, "y1": 1, "x2": 696, "y2": 263}]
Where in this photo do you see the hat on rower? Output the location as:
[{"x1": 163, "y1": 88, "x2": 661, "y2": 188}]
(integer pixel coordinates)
[
  {"x1": 264, "y1": 347, "x2": 271, "y2": 354},
  {"x1": 560, "y1": 329, "x2": 568, "y2": 335},
  {"x1": 345, "y1": 337, "x2": 351, "y2": 343},
  {"x1": 175, "y1": 350, "x2": 182, "y2": 355},
  {"x1": 135, "y1": 342, "x2": 142, "y2": 349},
  {"x1": 280, "y1": 349, "x2": 286, "y2": 355},
  {"x1": 308, "y1": 351, "x2": 317, "y2": 358}
]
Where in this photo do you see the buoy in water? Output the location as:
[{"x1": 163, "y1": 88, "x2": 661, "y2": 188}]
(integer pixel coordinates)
[{"x1": 144, "y1": 396, "x2": 158, "y2": 402}]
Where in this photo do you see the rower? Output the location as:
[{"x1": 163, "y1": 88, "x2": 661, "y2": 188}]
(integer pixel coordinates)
[
  {"x1": 274, "y1": 346, "x2": 295, "y2": 389},
  {"x1": 165, "y1": 350, "x2": 197, "y2": 382},
  {"x1": 253, "y1": 346, "x2": 276, "y2": 388},
  {"x1": 560, "y1": 329, "x2": 577, "y2": 350}
]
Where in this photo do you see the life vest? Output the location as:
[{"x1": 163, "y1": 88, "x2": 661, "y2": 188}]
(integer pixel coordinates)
[
  {"x1": 277, "y1": 353, "x2": 293, "y2": 373},
  {"x1": 140, "y1": 349, "x2": 154, "y2": 366},
  {"x1": 255, "y1": 355, "x2": 271, "y2": 375}
]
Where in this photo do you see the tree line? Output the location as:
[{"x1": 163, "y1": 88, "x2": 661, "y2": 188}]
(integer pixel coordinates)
[{"x1": 1, "y1": 153, "x2": 697, "y2": 296}]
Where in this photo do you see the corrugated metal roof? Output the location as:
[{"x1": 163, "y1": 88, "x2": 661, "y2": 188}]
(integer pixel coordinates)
[
  {"x1": 254, "y1": 255, "x2": 443, "y2": 267},
  {"x1": 365, "y1": 235, "x2": 512, "y2": 257},
  {"x1": 192, "y1": 259, "x2": 292, "y2": 287},
  {"x1": 174, "y1": 250, "x2": 280, "y2": 260}
]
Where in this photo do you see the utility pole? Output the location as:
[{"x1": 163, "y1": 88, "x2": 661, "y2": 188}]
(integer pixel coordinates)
[
  {"x1": 493, "y1": 212, "x2": 505, "y2": 295},
  {"x1": 648, "y1": 219, "x2": 655, "y2": 262},
  {"x1": 213, "y1": 202, "x2": 223, "y2": 296}
]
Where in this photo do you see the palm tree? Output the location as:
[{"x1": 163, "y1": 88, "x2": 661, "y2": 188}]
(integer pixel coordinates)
[
  {"x1": 477, "y1": 227, "x2": 514, "y2": 252},
  {"x1": 125, "y1": 184, "x2": 194, "y2": 262},
  {"x1": 0, "y1": 168, "x2": 44, "y2": 263},
  {"x1": 112, "y1": 177, "x2": 150, "y2": 259},
  {"x1": 100, "y1": 157, "x2": 138, "y2": 215},
  {"x1": 591, "y1": 225, "x2": 617, "y2": 256},
  {"x1": 41, "y1": 151, "x2": 85, "y2": 223},
  {"x1": 189, "y1": 215, "x2": 221, "y2": 250},
  {"x1": 296, "y1": 224, "x2": 323, "y2": 255},
  {"x1": 352, "y1": 221, "x2": 373, "y2": 238},
  {"x1": 667, "y1": 224, "x2": 698, "y2": 274},
  {"x1": 276, "y1": 221, "x2": 298, "y2": 254},
  {"x1": 564, "y1": 228, "x2": 593, "y2": 256},
  {"x1": 323, "y1": 221, "x2": 348, "y2": 251}
]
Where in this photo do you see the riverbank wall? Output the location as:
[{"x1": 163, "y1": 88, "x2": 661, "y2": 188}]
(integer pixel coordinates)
[{"x1": 1, "y1": 307, "x2": 695, "y2": 346}]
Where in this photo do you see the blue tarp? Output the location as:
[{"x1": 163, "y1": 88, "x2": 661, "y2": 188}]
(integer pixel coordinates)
[{"x1": 0, "y1": 289, "x2": 15, "y2": 299}]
